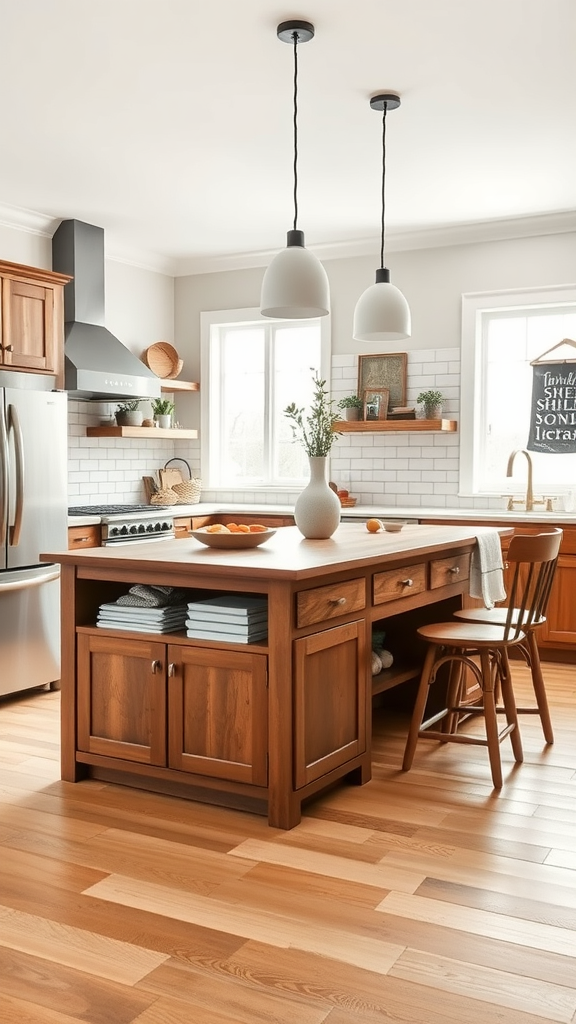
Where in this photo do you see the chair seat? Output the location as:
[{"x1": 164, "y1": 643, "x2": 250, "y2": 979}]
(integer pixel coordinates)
[
  {"x1": 454, "y1": 607, "x2": 545, "y2": 628},
  {"x1": 418, "y1": 620, "x2": 526, "y2": 648}
]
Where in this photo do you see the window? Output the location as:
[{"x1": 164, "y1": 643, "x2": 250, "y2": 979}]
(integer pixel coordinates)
[
  {"x1": 461, "y1": 286, "x2": 576, "y2": 497},
  {"x1": 201, "y1": 308, "x2": 330, "y2": 489}
]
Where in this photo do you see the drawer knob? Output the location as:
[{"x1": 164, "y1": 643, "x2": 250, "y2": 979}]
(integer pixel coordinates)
[
  {"x1": 329, "y1": 596, "x2": 347, "y2": 606},
  {"x1": 449, "y1": 566, "x2": 461, "y2": 575},
  {"x1": 401, "y1": 578, "x2": 414, "y2": 587}
]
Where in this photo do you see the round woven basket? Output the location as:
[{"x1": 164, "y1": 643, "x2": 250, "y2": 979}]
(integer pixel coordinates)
[{"x1": 143, "y1": 342, "x2": 183, "y2": 379}]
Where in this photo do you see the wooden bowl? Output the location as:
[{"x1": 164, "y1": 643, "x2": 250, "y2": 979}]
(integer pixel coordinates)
[{"x1": 143, "y1": 342, "x2": 182, "y2": 379}]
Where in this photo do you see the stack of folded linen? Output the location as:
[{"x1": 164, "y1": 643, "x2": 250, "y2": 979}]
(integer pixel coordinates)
[
  {"x1": 185, "y1": 595, "x2": 268, "y2": 644},
  {"x1": 97, "y1": 602, "x2": 188, "y2": 633},
  {"x1": 97, "y1": 584, "x2": 189, "y2": 633}
]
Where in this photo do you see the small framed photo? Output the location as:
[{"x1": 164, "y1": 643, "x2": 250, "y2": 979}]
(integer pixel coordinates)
[
  {"x1": 363, "y1": 387, "x2": 389, "y2": 421},
  {"x1": 358, "y1": 353, "x2": 407, "y2": 409}
]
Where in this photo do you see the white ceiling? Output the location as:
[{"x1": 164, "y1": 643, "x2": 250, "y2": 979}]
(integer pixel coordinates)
[{"x1": 1, "y1": 0, "x2": 575, "y2": 275}]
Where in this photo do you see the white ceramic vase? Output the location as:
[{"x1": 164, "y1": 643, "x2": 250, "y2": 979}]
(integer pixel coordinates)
[
  {"x1": 294, "y1": 456, "x2": 341, "y2": 539},
  {"x1": 156, "y1": 414, "x2": 172, "y2": 429}
]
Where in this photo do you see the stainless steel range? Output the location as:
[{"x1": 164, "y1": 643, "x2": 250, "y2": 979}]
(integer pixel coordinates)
[{"x1": 68, "y1": 504, "x2": 176, "y2": 545}]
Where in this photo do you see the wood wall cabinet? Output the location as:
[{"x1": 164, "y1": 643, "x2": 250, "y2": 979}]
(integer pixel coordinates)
[
  {"x1": 0, "y1": 260, "x2": 70, "y2": 385},
  {"x1": 77, "y1": 632, "x2": 268, "y2": 785}
]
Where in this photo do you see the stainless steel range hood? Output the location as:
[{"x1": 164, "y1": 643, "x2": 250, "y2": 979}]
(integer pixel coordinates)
[{"x1": 52, "y1": 219, "x2": 161, "y2": 401}]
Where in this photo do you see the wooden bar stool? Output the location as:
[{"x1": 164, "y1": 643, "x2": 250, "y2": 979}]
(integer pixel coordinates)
[
  {"x1": 453, "y1": 528, "x2": 562, "y2": 744},
  {"x1": 402, "y1": 529, "x2": 562, "y2": 788}
]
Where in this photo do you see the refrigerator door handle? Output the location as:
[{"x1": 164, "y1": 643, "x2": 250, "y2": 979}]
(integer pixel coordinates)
[
  {"x1": 0, "y1": 404, "x2": 8, "y2": 548},
  {"x1": 8, "y1": 403, "x2": 25, "y2": 547},
  {"x1": 0, "y1": 566, "x2": 60, "y2": 593}
]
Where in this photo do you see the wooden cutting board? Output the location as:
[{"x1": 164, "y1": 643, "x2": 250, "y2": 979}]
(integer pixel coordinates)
[{"x1": 159, "y1": 468, "x2": 184, "y2": 490}]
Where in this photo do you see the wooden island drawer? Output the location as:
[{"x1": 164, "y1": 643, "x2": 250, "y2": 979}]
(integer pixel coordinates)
[
  {"x1": 430, "y1": 551, "x2": 471, "y2": 589},
  {"x1": 296, "y1": 578, "x2": 365, "y2": 628},
  {"x1": 373, "y1": 563, "x2": 426, "y2": 605}
]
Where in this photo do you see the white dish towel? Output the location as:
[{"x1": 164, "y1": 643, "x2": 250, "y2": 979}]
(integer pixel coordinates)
[{"x1": 469, "y1": 528, "x2": 507, "y2": 609}]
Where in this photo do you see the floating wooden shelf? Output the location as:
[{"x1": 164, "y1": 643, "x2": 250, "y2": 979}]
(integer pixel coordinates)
[
  {"x1": 86, "y1": 426, "x2": 198, "y2": 439},
  {"x1": 159, "y1": 379, "x2": 199, "y2": 393},
  {"x1": 334, "y1": 419, "x2": 457, "y2": 433}
]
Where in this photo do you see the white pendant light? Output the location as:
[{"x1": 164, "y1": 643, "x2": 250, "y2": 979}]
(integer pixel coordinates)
[
  {"x1": 260, "y1": 20, "x2": 330, "y2": 320},
  {"x1": 353, "y1": 93, "x2": 411, "y2": 342}
]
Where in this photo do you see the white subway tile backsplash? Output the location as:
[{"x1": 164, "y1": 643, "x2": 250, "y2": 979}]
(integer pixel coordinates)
[{"x1": 67, "y1": 347, "x2": 471, "y2": 509}]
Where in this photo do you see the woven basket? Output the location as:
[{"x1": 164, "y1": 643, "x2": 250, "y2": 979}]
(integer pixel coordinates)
[
  {"x1": 150, "y1": 488, "x2": 180, "y2": 505},
  {"x1": 172, "y1": 479, "x2": 201, "y2": 504},
  {"x1": 163, "y1": 458, "x2": 201, "y2": 504}
]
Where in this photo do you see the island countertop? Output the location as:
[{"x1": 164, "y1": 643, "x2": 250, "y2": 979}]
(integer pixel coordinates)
[{"x1": 47, "y1": 521, "x2": 504, "y2": 582}]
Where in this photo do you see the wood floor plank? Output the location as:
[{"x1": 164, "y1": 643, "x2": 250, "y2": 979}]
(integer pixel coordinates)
[
  {"x1": 84, "y1": 874, "x2": 405, "y2": 975},
  {"x1": 0, "y1": 904, "x2": 169, "y2": 985},
  {"x1": 0, "y1": 945, "x2": 156, "y2": 1024},
  {"x1": 376, "y1": 891, "x2": 576, "y2": 957},
  {"x1": 416, "y1": 874, "x2": 576, "y2": 928},
  {"x1": 136, "y1": 960, "x2": 330, "y2": 1024},
  {"x1": 389, "y1": 947, "x2": 576, "y2": 1022},
  {"x1": 228, "y1": 836, "x2": 426, "y2": 892}
]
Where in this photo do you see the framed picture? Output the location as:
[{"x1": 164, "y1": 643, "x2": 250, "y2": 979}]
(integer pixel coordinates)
[
  {"x1": 357, "y1": 353, "x2": 407, "y2": 410},
  {"x1": 363, "y1": 387, "x2": 389, "y2": 421}
]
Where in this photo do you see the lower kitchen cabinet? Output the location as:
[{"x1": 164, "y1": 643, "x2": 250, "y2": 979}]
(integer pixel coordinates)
[
  {"x1": 77, "y1": 633, "x2": 268, "y2": 785},
  {"x1": 293, "y1": 619, "x2": 367, "y2": 788},
  {"x1": 77, "y1": 634, "x2": 167, "y2": 765},
  {"x1": 168, "y1": 645, "x2": 268, "y2": 784}
]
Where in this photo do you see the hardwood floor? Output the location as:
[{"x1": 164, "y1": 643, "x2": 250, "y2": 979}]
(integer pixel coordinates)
[{"x1": 1, "y1": 662, "x2": 575, "y2": 1023}]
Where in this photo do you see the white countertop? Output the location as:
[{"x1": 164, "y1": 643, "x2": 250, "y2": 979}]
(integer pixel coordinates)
[{"x1": 67, "y1": 501, "x2": 576, "y2": 528}]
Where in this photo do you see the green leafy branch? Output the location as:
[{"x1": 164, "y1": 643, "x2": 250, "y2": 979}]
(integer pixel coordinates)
[{"x1": 284, "y1": 372, "x2": 342, "y2": 457}]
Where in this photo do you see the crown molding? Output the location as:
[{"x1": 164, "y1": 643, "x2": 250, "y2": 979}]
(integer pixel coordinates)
[
  {"x1": 0, "y1": 202, "x2": 176, "y2": 275},
  {"x1": 1, "y1": 200, "x2": 574, "y2": 279},
  {"x1": 174, "y1": 210, "x2": 576, "y2": 276}
]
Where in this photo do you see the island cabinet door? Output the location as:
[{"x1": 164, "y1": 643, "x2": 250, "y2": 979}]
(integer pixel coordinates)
[
  {"x1": 293, "y1": 619, "x2": 367, "y2": 789},
  {"x1": 166, "y1": 645, "x2": 268, "y2": 786},
  {"x1": 77, "y1": 634, "x2": 167, "y2": 765}
]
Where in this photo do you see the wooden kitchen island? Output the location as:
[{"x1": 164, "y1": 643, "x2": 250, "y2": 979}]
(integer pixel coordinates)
[{"x1": 43, "y1": 522, "x2": 491, "y2": 829}]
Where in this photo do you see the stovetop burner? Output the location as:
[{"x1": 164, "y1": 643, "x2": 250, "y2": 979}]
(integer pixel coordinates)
[{"x1": 68, "y1": 504, "x2": 169, "y2": 515}]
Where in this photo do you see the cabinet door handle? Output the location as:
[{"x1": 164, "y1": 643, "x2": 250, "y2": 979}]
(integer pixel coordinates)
[
  {"x1": 5, "y1": 344, "x2": 13, "y2": 352},
  {"x1": 449, "y1": 565, "x2": 461, "y2": 575},
  {"x1": 168, "y1": 662, "x2": 176, "y2": 677},
  {"x1": 151, "y1": 660, "x2": 162, "y2": 673},
  {"x1": 401, "y1": 578, "x2": 414, "y2": 587},
  {"x1": 329, "y1": 597, "x2": 347, "y2": 606}
]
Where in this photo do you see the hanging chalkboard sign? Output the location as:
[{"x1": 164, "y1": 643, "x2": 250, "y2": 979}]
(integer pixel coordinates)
[{"x1": 527, "y1": 340, "x2": 576, "y2": 454}]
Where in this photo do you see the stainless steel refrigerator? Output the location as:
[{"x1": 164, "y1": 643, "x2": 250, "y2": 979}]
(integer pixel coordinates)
[{"x1": 0, "y1": 375, "x2": 67, "y2": 696}]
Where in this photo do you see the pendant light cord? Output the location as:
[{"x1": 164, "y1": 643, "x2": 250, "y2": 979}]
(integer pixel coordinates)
[
  {"x1": 292, "y1": 31, "x2": 299, "y2": 232},
  {"x1": 380, "y1": 101, "x2": 388, "y2": 270}
]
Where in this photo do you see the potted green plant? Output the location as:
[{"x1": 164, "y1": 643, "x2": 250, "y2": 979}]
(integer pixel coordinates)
[
  {"x1": 416, "y1": 389, "x2": 446, "y2": 420},
  {"x1": 337, "y1": 394, "x2": 364, "y2": 421},
  {"x1": 115, "y1": 400, "x2": 143, "y2": 427},
  {"x1": 151, "y1": 397, "x2": 175, "y2": 428},
  {"x1": 284, "y1": 372, "x2": 342, "y2": 538}
]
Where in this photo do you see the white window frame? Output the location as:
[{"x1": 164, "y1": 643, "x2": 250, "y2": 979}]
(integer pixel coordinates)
[
  {"x1": 460, "y1": 284, "x2": 576, "y2": 496},
  {"x1": 200, "y1": 307, "x2": 331, "y2": 492}
]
